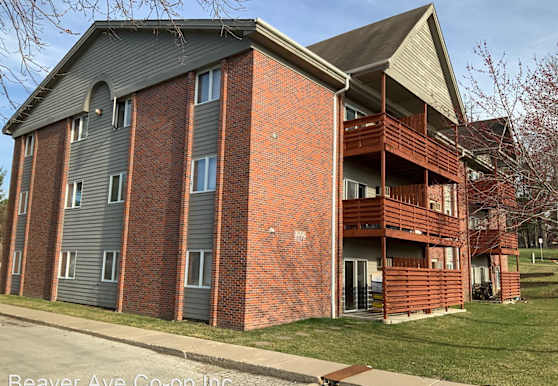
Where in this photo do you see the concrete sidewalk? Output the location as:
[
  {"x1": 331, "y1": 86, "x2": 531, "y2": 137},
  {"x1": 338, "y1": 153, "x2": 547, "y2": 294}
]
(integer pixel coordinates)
[{"x1": 0, "y1": 303, "x2": 468, "y2": 386}]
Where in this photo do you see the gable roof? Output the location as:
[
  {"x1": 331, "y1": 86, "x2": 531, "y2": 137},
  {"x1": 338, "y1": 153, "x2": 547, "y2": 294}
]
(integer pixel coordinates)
[
  {"x1": 3, "y1": 19, "x2": 347, "y2": 136},
  {"x1": 308, "y1": 4, "x2": 465, "y2": 122},
  {"x1": 307, "y1": 4, "x2": 430, "y2": 72}
]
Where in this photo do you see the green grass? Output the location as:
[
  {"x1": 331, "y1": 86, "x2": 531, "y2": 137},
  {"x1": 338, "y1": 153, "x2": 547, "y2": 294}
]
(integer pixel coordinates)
[{"x1": 2, "y1": 248, "x2": 558, "y2": 385}]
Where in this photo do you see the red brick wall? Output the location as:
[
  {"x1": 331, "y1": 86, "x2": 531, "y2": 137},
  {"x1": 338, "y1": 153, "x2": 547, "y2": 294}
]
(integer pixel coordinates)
[
  {"x1": 242, "y1": 50, "x2": 335, "y2": 330},
  {"x1": 123, "y1": 75, "x2": 192, "y2": 319},
  {"x1": 23, "y1": 121, "x2": 68, "y2": 298},
  {"x1": 211, "y1": 51, "x2": 253, "y2": 329},
  {"x1": 1, "y1": 137, "x2": 23, "y2": 293}
]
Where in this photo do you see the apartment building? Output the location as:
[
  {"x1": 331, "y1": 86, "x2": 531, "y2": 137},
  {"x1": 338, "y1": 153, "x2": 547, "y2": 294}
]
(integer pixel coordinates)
[
  {"x1": 2, "y1": 4, "x2": 474, "y2": 329},
  {"x1": 461, "y1": 118, "x2": 521, "y2": 301}
]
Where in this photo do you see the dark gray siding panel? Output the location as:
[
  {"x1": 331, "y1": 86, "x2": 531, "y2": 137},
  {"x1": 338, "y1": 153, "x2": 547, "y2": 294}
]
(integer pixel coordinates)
[
  {"x1": 13, "y1": 151, "x2": 33, "y2": 280},
  {"x1": 192, "y1": 100, "x2": 220, "y2": 157},
  {"x1": 183, "y1": 287, "x2": 210, "y2": 321},
  {"x1": 13, "y1": 31, "x2": 250, "y2": 136},
  {"x1": 187, "y1": 193, "x2": 215, "y2": 250},
  {"x1": 10, "y1": 275, "x2": 20, "y2": 294},
  {"x1": 58, "y1": 83, "x2": 127, "y2": 309}
]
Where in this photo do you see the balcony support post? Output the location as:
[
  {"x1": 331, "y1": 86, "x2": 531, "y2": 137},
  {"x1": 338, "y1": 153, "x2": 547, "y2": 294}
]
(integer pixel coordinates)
[
  {"x1": 381, "y1": 149, "x2": 386, "y2": 199},
  {"x1": 423, "y1": 103, "x2": 428, "y2": 135},
  {"x1": 516, "y1": 254, "x2": 520, "y2": 273},
  {"x1": 499, "y1": 253, "x2": 504, "y2": 302},
  {"x1": 381, "y1": 72, "x2": 386, "y2": 114},
  {"x1": 382, "y1": 236, "x2": 387, "y2": 320}
]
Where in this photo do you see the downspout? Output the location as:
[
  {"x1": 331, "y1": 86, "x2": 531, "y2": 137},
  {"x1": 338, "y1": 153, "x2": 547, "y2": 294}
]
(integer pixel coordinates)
[{"x1": 331, "y1": 75, "x2": 350, "y2": 318}]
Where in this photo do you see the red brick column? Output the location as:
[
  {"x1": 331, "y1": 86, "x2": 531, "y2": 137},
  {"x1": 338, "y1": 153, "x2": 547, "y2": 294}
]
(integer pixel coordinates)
[
  {"x1": 49, "y1": 119, "x2": 71, "y2": 301},
  {"x1": 2, "y1": 137, "x2": 24, "y2": 294},
  {"x1": 116, "y1": 94, "x2": 137, "y2": 313},
  {"x1": 19, "y1": 133, "x2": 38, "y2": 295},
  {"x1": 174, "y1": 72, "x2": 196, "y2": 321},
  {"x1": 209, "y1": 59, "x2": 228, "y2": 327}
]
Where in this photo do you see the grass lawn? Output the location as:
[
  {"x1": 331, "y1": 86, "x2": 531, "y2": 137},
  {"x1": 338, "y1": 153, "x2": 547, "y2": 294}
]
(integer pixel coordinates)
[{"x1": 2, "y1": 249, "x2": 558, "y2": 385}]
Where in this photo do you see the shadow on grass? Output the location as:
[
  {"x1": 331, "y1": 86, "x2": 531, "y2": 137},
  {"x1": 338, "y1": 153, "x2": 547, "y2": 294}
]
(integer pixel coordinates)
[{"x1": 374, "y1": 326, "x2": 557, "y2": 354}]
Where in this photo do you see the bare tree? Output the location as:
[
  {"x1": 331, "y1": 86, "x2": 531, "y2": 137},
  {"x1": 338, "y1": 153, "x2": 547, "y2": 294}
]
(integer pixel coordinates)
[
  {"x1": 0, "y1": 0, "x2": 245, "y2": 120},
  {"x1": 461, "y1": 42, "x2": 558, "y2": 249}
]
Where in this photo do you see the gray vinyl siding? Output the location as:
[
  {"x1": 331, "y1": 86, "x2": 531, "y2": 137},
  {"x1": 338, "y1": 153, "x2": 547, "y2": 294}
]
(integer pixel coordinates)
[
  {"x1": 12, "y1": 31, "x2": 250, "y2": 137},
  {"x1": 183, "y1": 95, "x2": 220, "y2": 321},
  {"x1": 10, "y1": 275, "x2": 20, "y2": 295},
  {"x1": 57, "y1": 83, "x2": 127, "y2": 309},
  {"x1": 184, "y1": 287, "x2": 211, "y2": 321},
  {"x1": 386, "y1": 19, "x2": 457, "y2": 122}
]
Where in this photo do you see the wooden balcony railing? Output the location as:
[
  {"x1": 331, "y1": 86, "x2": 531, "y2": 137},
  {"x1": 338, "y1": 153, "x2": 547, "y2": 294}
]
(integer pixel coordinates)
[
  {"x1": 470, "y1": 229, "x2": 519, "y2": 256},
  {"x1": 343, "y1": 113, "x2": 460, "y2": 182},
  {"x1": 388, "y1": 256, "x2": 428, "y2": 268},
  {"x1": 343, "y1": 197, "x2": 459, "y2": 244},
  {"x1": 501, "y1": 272, "x2": 521, "y2": 300},
  {"x1": 468, "y1": 178, "x2": 517, "y2": 208},
  {"x1": 384, "y1": 267, "x2": 464, "y2": 315}
]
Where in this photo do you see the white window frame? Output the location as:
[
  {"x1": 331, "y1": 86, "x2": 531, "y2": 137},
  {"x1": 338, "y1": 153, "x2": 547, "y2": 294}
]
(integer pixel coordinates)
[
  {"x1": 18, "y1": 191, "x2": 28, "y2": 215},
  {"x1": 345, "y1": 104, "x2": 366, "y2": 121},
  {"x1": 58, "y1": 251, "x2": 77, "y2": 279},
  {"x1": 343, "y1": 178, "x2": 368, "y2": 200},
  {"x1": 195, "y1": 66, "x2": 221, "y2": 105},
  {"x1": 108, "y1": 172, "x2": 126, "y2": 204},
  {"x1": 113, "y1": 97, "x2": 133, "y2": 129},
  {"x1": 12, "y1": 250, "x2": 22, "y2": 275},
  {"x1": 65, "y1": 180, "x2": 83, "y2": 209},
  {"x1": 185, "y1": 250, "x2": 212, "y2": 289},
  {"x1": 101, "y1": 250, "x2": 120, "y2": 283},
  {"x1": 71, "y1": 115, "x2": 88, "y2": 143},
  {"x1": 24, "y1": 134, "x2": 34, "y2": 157},
  {"x1": 191, "y1": 155, "x2": 216, "y2": 193}
]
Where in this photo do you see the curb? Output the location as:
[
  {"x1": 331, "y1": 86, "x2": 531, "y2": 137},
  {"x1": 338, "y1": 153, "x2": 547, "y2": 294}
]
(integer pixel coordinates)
[{"x1": 0, "y1": 310, "x2": 321, "y2": 384}]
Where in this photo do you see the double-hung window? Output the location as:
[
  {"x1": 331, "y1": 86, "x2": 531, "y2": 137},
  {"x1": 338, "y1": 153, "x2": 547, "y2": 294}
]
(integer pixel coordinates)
[
  {"x1": 24, "y1": 134, "x2": 34, "y2": 156},
  {"x1": 196, "y1": 67, "x2": 221, "y2": 104},
  {"x1": 191, "y1": 156, "x2": 216, "y2": 193},
  {"x1": 12, "y1": 250, "x2": 22, "y2": 275},
  {"x1": 66, "y1": 181, "x2": 83, "y2": 208},
  {"x1": 101, "y1": 251, "x2": 120, "y2": 282},
  {"x1": 71, "y1": 115, "x2": 88, "y2": 142},
  {"x1": 59, "y1": 251, "x2": 77, "y2": 279},
  {"x1": 108, "y1": 172, "x2": 126, "y2": 203},
  {"x1": 18, "y1": 191, "x2": 28, "y2": 215},
  {"x1": 185, "y1": 250, "x2": 212, "y2": 288},
  {"x1": 114, "y1": 98, "x2": 133, "y2": 129}
]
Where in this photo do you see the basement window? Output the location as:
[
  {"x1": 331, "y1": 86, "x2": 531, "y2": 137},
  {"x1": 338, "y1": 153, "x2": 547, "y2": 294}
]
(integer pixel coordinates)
[
  {"x1": 108, "y1": 172, "x2": 126, "y2": 204},
  {"x1": 185, "y1": 250, "x2": 212, "y2": 288},
  {"x1": 18, "y1": 191, "x2": 28, "y2": 215},
  {"x1": 101, "y1": 251, "x2": 120, "y2": 283},
  {"x1": 59, "y1": 251, "x2": 77, "y2": 279},
  {"x1": 65, "y1": 181, "x2": 83, "y2": 208},
  {"x1": 24, "y1": 133, "x2": 34, "y2": 157},
  {"x1": 196, "y1": 67, "x2": 221, "y2": 104},
  {"x1": 12, "y1": 250, "x2": 22, "y2": 275},
  {"x1": 71, "y1": 115, "x2": 88, "y2": 142},
  {"x1": 191, "y1": 156, "x2": 216, "y2": 193}
]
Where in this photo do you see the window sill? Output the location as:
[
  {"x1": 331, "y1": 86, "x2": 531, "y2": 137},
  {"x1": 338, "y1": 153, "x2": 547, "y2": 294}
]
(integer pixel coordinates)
[
  {"x1": 108, "y1": 201, "x2": 125, "y2": 205},
  {"x1": 194, "y1": 98, "x2": 220, "y2": 107},
  {"x1": 190, "y1": 189, "x2": 216, "y2": 195},
  {"x1": 101, "y1": 280, "x2": 118, "y2": 284},
  {"x1": 11, "y1": 273, "x2": 21, "y2": 276},
  {"x1": 18, "y1": 212, "x2": 26, "y2": 216},
  {"x1": 185, "y1": 285, "x2": 211, "y2": 290},
  {"x1": 58, "y1": 277, "x2": 75, "y2": 280},
  {"x1": 65, "y1": 207, "x2": 81, "y2": 210},
  {"x1": 70, "y1": 139, "x2": 87, "y2": 144}
]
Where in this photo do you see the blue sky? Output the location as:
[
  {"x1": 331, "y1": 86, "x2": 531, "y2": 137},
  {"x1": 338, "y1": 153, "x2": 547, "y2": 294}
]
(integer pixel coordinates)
[{"x1": 1, "y1": 0, "x2": 557, "y2": 193}]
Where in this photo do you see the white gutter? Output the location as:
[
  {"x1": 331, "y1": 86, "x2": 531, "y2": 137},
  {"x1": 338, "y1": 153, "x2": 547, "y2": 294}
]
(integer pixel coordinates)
[{"x1": 331, "y1": 75, "x2": 350, "y2": 318}]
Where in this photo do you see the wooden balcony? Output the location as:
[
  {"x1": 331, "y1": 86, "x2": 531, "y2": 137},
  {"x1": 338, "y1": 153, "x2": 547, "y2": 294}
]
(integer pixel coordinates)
[
  {"x1": 343, "y1": 113, "x2": 461, "y2": 183},
  {"x1": 470, "y1": 229, "x2": 519, "y2": 256},
  {"x1": 501, "y1": 272, "x2": 521, "y2": 301},
  {"x1": 468, "y1": 178, "x2": 517, "y2": 208},
  {"x1": 343, "y1": 197, "x2": 460, "y2": 246}
]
